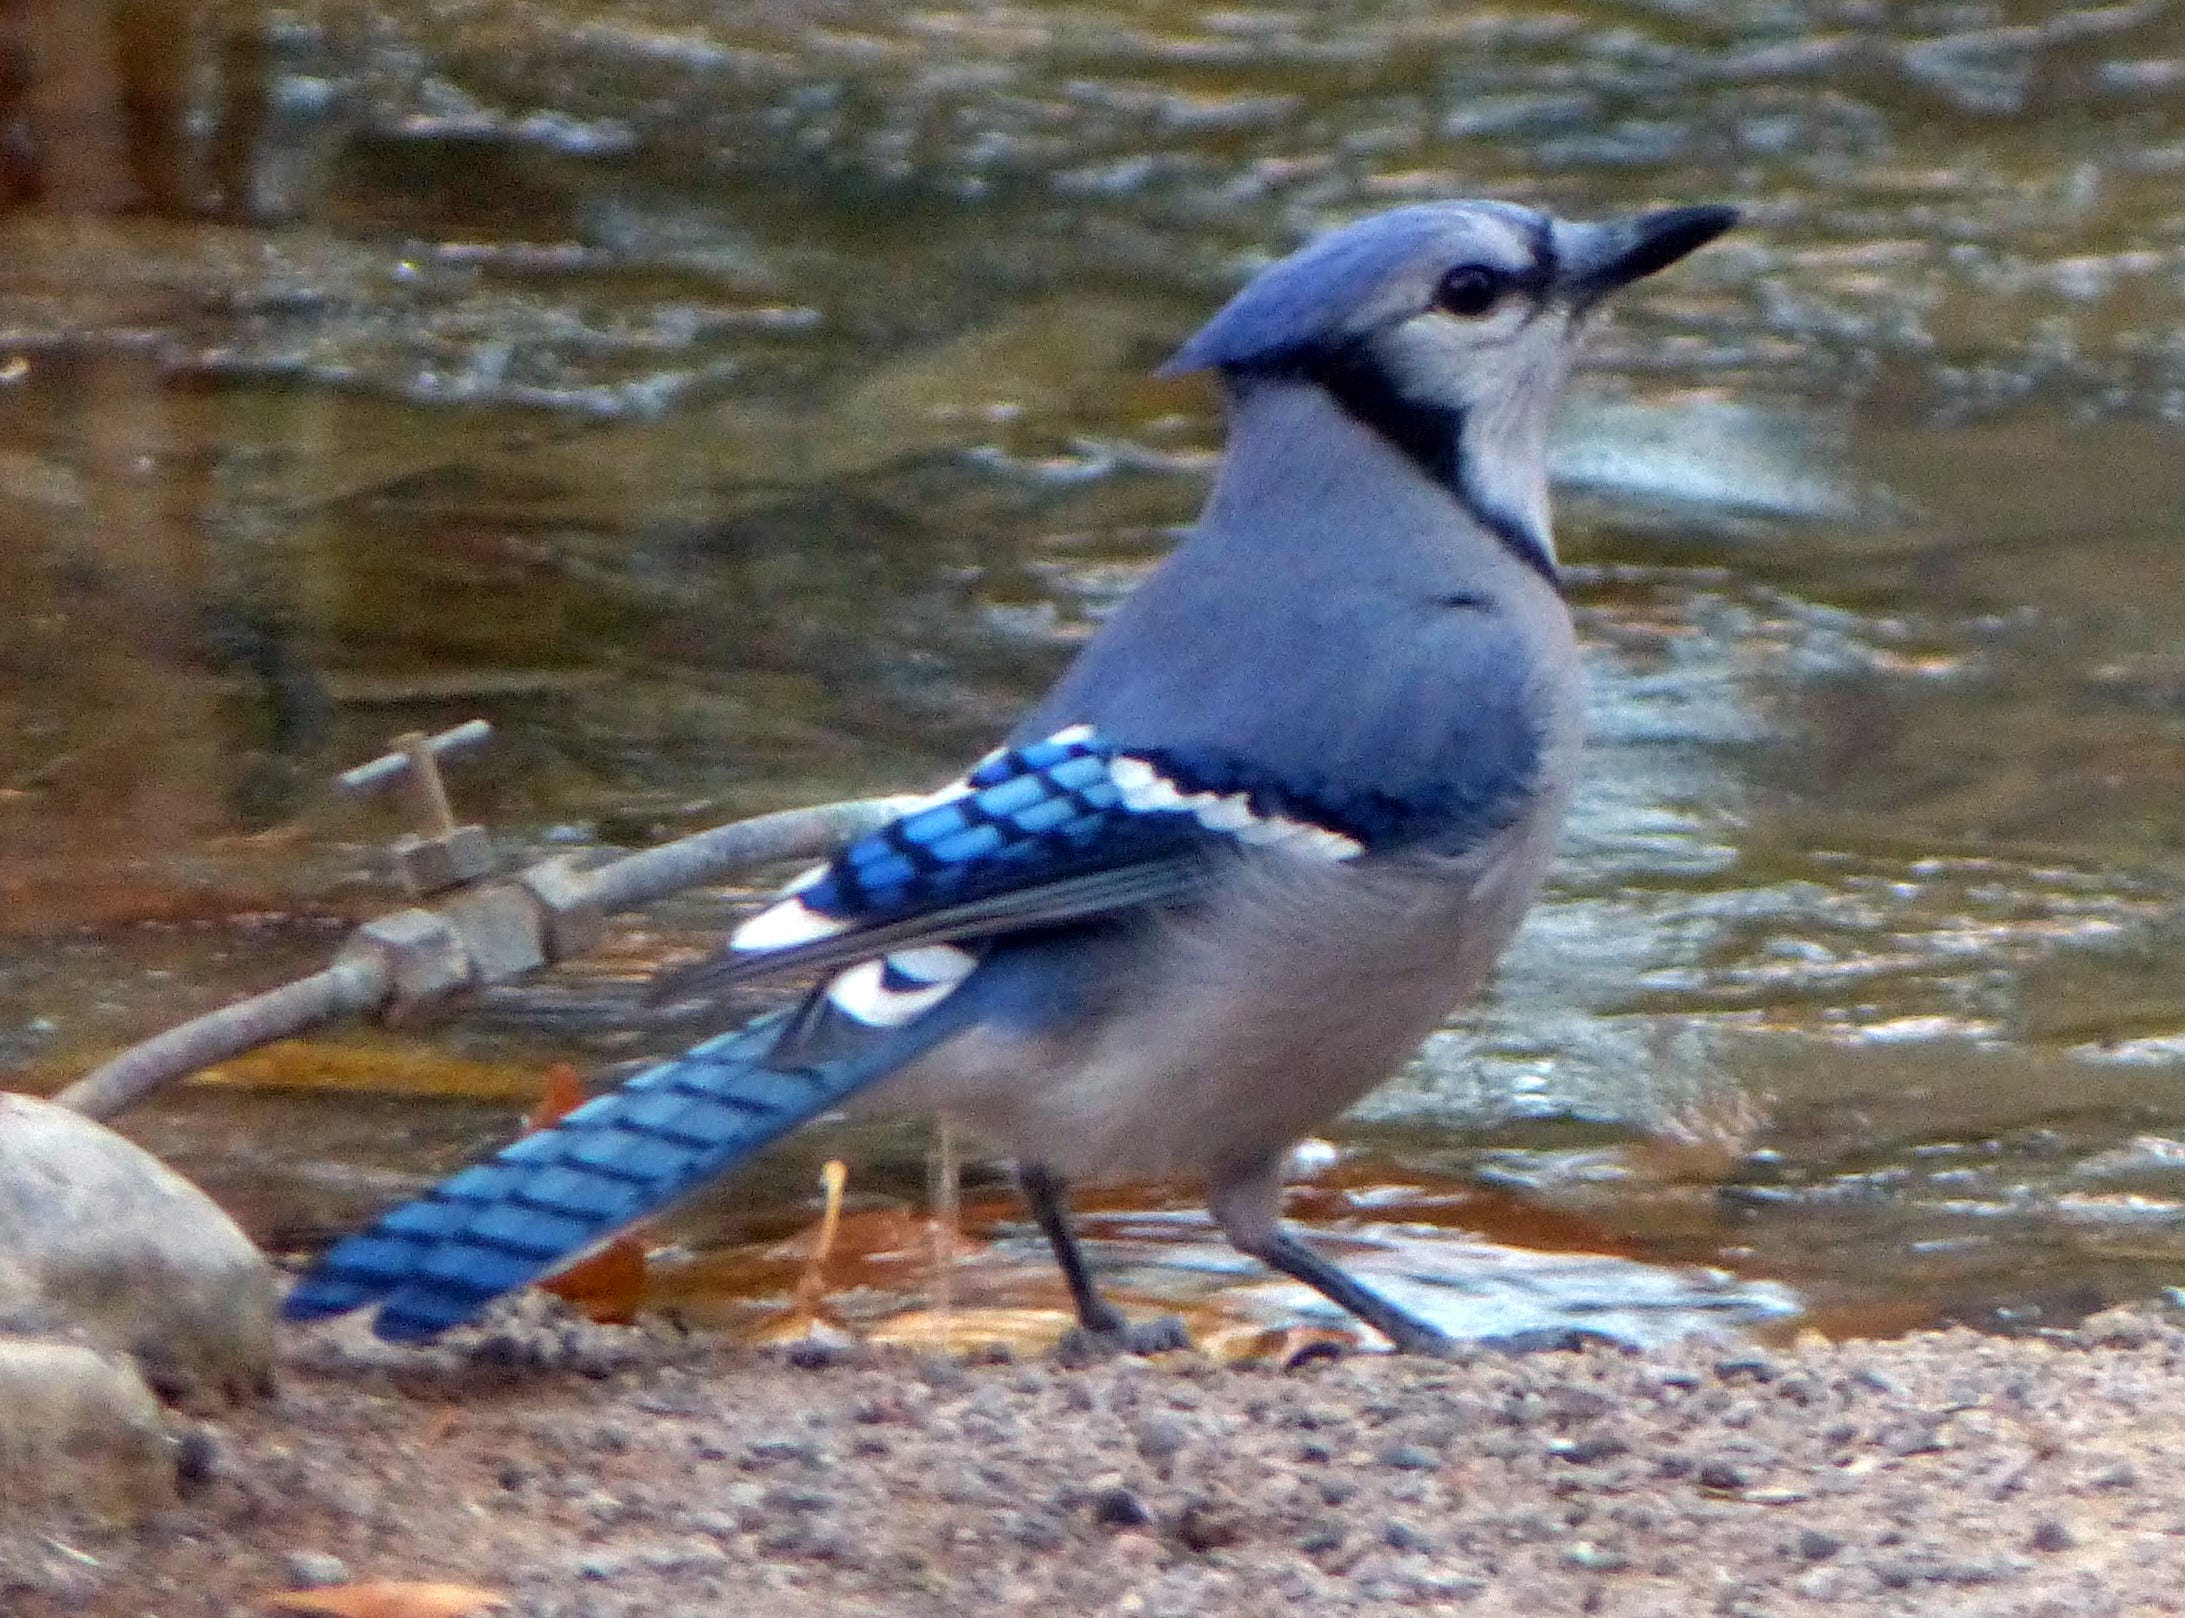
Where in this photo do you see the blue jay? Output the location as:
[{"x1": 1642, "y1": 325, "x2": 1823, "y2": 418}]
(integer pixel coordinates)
[{"x1": 285, "y1": 199, "x2": 1738, "y2": 1352}]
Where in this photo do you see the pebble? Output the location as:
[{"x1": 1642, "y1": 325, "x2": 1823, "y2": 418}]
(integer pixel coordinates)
[
  {"x1": 1382, "y1": 1520, "x2": 1434, "y2": 1553},
  {"x1": 1697, "y1": 1461, "x2": 1749, "y2": 1492},
  {"x1": 174, "y1": 1426, "x2": 224, "y2": 1491},
  {"x1": 1091, "y1": 1488, "x2": 1154, "y2": 1529},
  {"x1": 1131, "y1": 1415, "x2": 1190, "y2": 1463},
  {"x1": 280, "y1": 1551, "x2": 349, "y2": 1589},
  {"x1": 1378, "y1": 1442, "x2": 1439, "y2": 1471},
  {"x1": 0, "y1": 1337, "x2": 177, "y2": 1524},
  {"x1": 1171, "y1": 1498, "x2": 1246, "y2": 1552},
  {"x1": 1297, "y1": 1523, "x2": 1344, "y2": 1557},
  {"x1": 2030, "y1": 1519, "x2": 2075, "y2": 1553},
  {"x1": 1562, "y1": 1541, "x2": 1630, "y2": 1573},
  {"x1": 1797, "y1": 1528, "x2": 1846, "y2": 1561}
]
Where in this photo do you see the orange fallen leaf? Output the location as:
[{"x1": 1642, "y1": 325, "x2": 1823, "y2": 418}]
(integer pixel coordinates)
[
  {"x1": 528, "y1": 1063, "x2": 650, "y2": 1324},
  {"x1": 524, "y1": 1061, "x2": 589, "y2": 1133},
  {"x1": 262, "y1": 1582, "x2": 506, "y2": 1618},
  {"x1": 540, "y1": 1234, "x2": 649, "y2": 1325}
]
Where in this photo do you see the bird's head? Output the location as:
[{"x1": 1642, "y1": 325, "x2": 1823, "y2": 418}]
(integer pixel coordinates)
[{"x1": 1164, "y1": 200, "x2": 1739, "y2": 574}]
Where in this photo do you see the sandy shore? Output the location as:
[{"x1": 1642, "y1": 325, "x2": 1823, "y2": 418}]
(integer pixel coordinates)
[{"x1": 10, "y1": 1303, "x2": 2185, "y2": 1617}]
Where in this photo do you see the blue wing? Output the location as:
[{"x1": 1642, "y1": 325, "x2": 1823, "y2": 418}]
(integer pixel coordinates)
[{"x1": 653, "y1": 725, "x2": 1367, "y2": 1005}]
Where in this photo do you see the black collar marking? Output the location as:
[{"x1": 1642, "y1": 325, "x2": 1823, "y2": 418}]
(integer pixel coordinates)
[{"x1": 1237, "y1": 343, "x2": 1560, "y2": 589}]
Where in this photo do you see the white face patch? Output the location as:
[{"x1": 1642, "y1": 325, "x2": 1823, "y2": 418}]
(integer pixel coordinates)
[
  {"x1": 1374, "y1": 303, "x2": 1574, "y2": 561},
  {"x1": 824, "y1": 944, "x2": 979, "y2": 1026}
]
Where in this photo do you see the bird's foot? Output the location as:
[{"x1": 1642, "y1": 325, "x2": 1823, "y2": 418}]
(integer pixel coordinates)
[
  {"x1": 1379, "y1": 1317, "x2": 1461, "y2": 1358},
  {"x1": 1055, "y1": 1313, "x2": 1192, "y2": 1366}
]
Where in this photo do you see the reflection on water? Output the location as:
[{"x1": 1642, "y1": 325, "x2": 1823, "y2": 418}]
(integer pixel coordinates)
[{"x1": 2, "y1": 0, "x2": 2184, "y2": 1345}]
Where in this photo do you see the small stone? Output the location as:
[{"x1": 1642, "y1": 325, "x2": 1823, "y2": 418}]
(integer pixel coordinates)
[
  {"x1": 916, "y1": 1354, "x2": 969, "y2": 1390},
  {"x1": 1379, "y1": 1442, "x2": 1439, "y2": 1471},
  {"x1": 1051, "y1": 1330, "x2": 1106, "y2": 1369},
  {"x1": 2078, "y1": 1306, "x2": 2155, "y2": 1347},
  {"x1": 1563, "y1": 1541, "x2": 1630, "y2": 1573},
  {"x1": 1544, "y1": 1386, "x2": 1613, "y2": 1424},
  {"x1": 281, "y1": 1552, "x2": 350, "y2": 1590},
  {"x1": 1091, "y1": 1488, "x2": 1153, "y2": 1529},
  {"x1": 1877, "y1": 1417, "x2": 1949, "y2": 1457},
  {"x1": 1550, "y1": 1435, "x2": 1629, "y2": 1465},
  {"x1": 744, "y1": 1437, "x2": 821, "y2": 1468},
  {"x1": 785, "y1": 1337, "x2": 850, "y2": 1370},
  {"x1": 1697, "y1": 1461, "x2": 1748, "y2": 1492},
  {"x1": 2030, "y1": 1519, "x2": 2074, "y2": 1553},
  {"x1": 1010, "y1": 1511, "x2": 1067, "y2": 1551},
  {"x1": 1793, "y1": 1564, "x2": 1857, "y2": 1601},
  {"x1": 1714, "y1": 1354, "x2": 1780, "y2": 1383},
  {"x1": 174, "y1": 1425, "x2": 223, "y2": 1491},
  {"x1": 0, "y1": 1337, "x2": 176, "y2": 1524},
  {"x1": 1172, "y1": 1498, "x2": 1246, "y2": 1552},
  {"x1": 1132, "y1": 1416, "x2": 1190, "y2": 1463},
  {"x1": 1383, "y1": 1520, "x2": 1434, "y2": 1553},
  {"x1": 1297, "y1": 1524, "x2": 1344, "y2": 1557},
  {"x1": 1796, "y1": 1529, "x2": 1844, "y2": 1562}
]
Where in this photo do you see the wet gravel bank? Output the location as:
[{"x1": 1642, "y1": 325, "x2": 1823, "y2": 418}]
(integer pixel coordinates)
[{"x1": 12, "y1": 1302, "x2": 2185, "y2": 1616}]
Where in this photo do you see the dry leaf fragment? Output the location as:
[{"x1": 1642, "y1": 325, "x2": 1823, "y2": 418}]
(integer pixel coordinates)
[
  {"x1": 539, "y1": 1233, "x2": 648, "y2": 1324},
  {"x1": 262, "y1": 1581, "x2": 507, "y2": 1618},
  {"x1": 524, "y1": 1062, "x2": 588, "y2": 1133}
]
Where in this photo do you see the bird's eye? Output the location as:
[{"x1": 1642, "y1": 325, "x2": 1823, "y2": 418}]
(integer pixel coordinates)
[{"x1": 1434, "y1": 265, "x2": 1508, "y2": 319}]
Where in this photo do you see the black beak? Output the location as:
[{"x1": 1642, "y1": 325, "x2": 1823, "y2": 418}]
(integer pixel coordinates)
[{"x1": 1563, "y1": 205, "x2": 1740, "y2": 307}]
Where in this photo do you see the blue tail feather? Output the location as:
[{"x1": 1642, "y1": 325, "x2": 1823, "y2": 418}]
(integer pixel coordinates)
[{"x1": 282, "y1": 1002, "x2": 955, "y2": 1342}]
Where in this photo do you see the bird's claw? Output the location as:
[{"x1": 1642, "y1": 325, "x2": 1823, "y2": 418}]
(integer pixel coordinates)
[{"x1": 1055, "y1": 1313, "x2": 1192, "y2": 1365}]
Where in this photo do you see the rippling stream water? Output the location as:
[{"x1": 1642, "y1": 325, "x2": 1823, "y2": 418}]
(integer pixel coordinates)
[{"x1": 2, "y1": 0, "x2": 2183, "y2": 1348}]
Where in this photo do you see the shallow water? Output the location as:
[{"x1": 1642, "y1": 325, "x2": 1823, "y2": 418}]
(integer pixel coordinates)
[{"x1": 2, "y1": 0, "x2": 2183, "y2": 1347}]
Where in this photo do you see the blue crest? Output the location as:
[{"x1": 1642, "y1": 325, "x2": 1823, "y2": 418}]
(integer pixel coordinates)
[{"x1": 1161, "y1": 202, "x2": 1537, "y2": 376}]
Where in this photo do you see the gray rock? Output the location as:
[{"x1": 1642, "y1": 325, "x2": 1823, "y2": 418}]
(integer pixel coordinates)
[
  {"x1": 0, "y1": 1336, "x2": 176, "y2": 1524},
  {"x1": 281, "y1": 1551, "x2": 351, "y2": 1589},
  {"x1": 0, "y1": 1094, "x2": 275, "y2": 1405}
]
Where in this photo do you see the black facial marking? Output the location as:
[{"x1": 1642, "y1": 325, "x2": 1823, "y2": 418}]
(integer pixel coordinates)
[
  {"x1": 1519, "y1": 212, "x2": 1560, "y2": 298},
  {"x1": 1232, "y1": 342, "x2": 1559, "y2": 589}
]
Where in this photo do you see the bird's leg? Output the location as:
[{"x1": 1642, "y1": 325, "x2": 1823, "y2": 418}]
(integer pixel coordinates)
[
  {"x1": 1017, "y1": 1161, "x2": 1126, "y2": 1334},
  {"x1": 1210, "y1": 1154, "x2": 1456, "y2": 1357},
  {"x1": 1018, "y1": 1162, "x2": 1191, "y2": 1355}
]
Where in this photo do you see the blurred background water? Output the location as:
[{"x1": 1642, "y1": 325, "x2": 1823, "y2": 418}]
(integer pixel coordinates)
[{"x1": 2, "y1": 0, "x2": 2184, "y2": 1349}]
